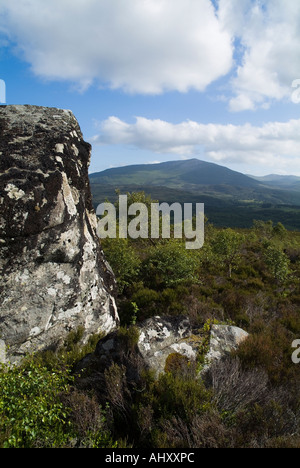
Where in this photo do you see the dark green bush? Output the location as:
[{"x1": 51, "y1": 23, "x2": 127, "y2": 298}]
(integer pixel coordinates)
[
  {"x1": 0, "y1": 362, "x2": 72, "y2": 448},
  {"x1": 101, "y1": 237, "x2": 141, "y2": 293},
  {"x1": 142, "y1": 240, "x2": 198, "y2": 288}
]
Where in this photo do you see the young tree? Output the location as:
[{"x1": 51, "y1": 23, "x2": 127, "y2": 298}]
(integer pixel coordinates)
[
  {"x1": 264, "y1": 244, "x2": 290, "y2": 283},
  {"x1": 211, "y1": 229, "x2": 245, "y2": 278}
]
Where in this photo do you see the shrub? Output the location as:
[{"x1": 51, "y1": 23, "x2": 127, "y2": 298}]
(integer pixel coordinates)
[
  {"x1": 27, "y1": 328, "x2": 105, "y2": 370},
  {"x1": 211, "y1": 229, "x2": 245, "y2": 278},
  {"x1": 209, "y1": 357, "x2": 269, "y2": 415},
  {"x1": 101, "y1": 237, "x2": 141, "y2": 293},
  {"x1": 150, "y1": 371, "x2": 212, "y2": 422},
  {"x1": 117, "y1": 326, "x2": 140, "y2": 352},
  {"x1": 60, "y1": 389, "x2": 116, "y2": 448},
  {"x1": 160, "y1": 412, "x2": 232, "y2": 449},
  {"x1": 142, "y1": 240, "x2": 198, "y2": 288},
  {"x1": 131, "y1": 288, "x2": 161, "y2": 320},
  {"x1": 104, "y1": 363, "x2": 131, "y2": 422},
  {"x1": 0, "y1": 362, "x2": 72, "y2": 448},
  {"x1": 234, "y1": 324, "x2": 297, "y2": 385}
]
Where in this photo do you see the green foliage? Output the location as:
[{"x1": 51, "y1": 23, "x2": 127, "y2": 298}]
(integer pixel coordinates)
[
  {"x1": 234, "y1": 323, "x2": 297, "y2": 385},
  {"x1": 253, "y1": 220, "x2": 288, "y2": 241},
  {"x1": 115, "y1": 189, "x2": 157, "y2": 213},
  {"x1": 164, "y1": 353, "x2": 190, "y2": 376},
  {"x1": 253, "y1": 220, "x2": 275, "y2": 239},
  {"x1": 143, "y1": 239, "x2": 198, "y2": 288},
  {"x1": 273, "y1": 222, "x2": 288, "y2": 239},
  {"x1": 211, "y1": 229, "x2": 245, "y2": 278},
  {"x1": 117, "y1": 325, "x2": 140, "y2": 352},
  {"x1": 61, "y1": 390, "x2": 117, "y2": 448},
  {"x1": 144, "y1": 369, "x2": 212, "y2": 424},
  {"x1": 131, "y1": 288, "x2": 160, "y2": 319},
  {"x1": 27, "y1": 327, "x2": 105, "y2": 370},
  {"x1": 129, "y1": 301, "x2": 139, "y2": 326},
  {"x1": 264, "y1": 244, "x2": 290, "y2": 283},
  {"x1": 0, "y1": 362, "x2": 72, "y2": 448},
  {"x1": 102, "y1": 237, "x2": 141, "y2": 293},
  {"x1": 64, "y1": 325, "x2": 85, "y2": 351},
  {"x1": 0, "y1": 354, "x2": 118, "y2": 448}
]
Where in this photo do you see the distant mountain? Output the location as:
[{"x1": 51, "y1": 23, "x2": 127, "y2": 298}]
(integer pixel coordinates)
[
  {"x1": 90, "y1": 159, "x2": 261, "y2": 190},
  {"x1": 249, "y1": 174, "x2": 300, "y2": 190},
  {"x1": 89, "y1": 159, "x2": 300, "y2": 230}
]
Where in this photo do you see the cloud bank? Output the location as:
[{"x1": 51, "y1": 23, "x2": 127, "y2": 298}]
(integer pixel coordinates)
[
  {"x1": 1, "y1": 0, "x2": 299, "y2": 108},
  {"x1": 92, "y1": 116, "x2": 300, "y2": 174},
  {"x1": 0, "y1": 0, "x2": 233, "y2": 94}
]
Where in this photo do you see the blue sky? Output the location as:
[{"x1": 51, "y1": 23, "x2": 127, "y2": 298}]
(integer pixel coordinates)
[{"x1": 1, "y1": 0, "x2": 300, "y2": 175}]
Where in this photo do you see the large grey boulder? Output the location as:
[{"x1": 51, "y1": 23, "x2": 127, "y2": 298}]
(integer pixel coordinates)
[{"x1": 0, "y1": 105, "x2": 119, "y2": 363}]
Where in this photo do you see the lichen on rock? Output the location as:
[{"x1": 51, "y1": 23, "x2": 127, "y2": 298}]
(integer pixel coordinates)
[
  {"x1": 136, "y1": 316, "x2": 199, "y2": 378},
  {"x1": 0, "y1": 105, "x2": 119, "y2": 363}
]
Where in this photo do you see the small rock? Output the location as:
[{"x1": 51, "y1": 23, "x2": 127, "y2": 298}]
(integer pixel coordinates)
[
  {"x1": 202, "y1": 325, "x2": 249, "y2": 374},
  {"x1": 137, "y1": 316, "x2": 200, "y2": 378}
]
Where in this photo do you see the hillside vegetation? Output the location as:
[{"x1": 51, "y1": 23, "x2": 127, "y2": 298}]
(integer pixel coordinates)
[{"x1": 1, "y1": 191, "x2": 299, "y2": 448}]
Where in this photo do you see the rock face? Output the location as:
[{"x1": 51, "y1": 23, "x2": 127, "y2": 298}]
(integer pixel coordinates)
[
  {"x1": 0, "y1": 340, "x2": 6, "y2": 364},
  {"x1": 0, "y1": 105, "x2": 119, "y2": 363}
]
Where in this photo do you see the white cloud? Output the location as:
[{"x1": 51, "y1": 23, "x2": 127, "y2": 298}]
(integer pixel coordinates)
[
  {"x1": 1, "y1": 0, "x2": 300, "y2": 109},
  {"x1": 92, "y1": 116, "x2": 300, "y2": 174},
  {"x1": 218, "y1": 0, "x2": 300, "y2": 111},
  {"x1": 0, "y1": 0, "x2": 233, "y2": 94}
]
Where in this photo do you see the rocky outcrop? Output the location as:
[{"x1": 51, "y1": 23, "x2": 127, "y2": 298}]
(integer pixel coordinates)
[
  {"x1": 0, "y1": 340, "x2": 6, "y2": 364},
  {"x1": 200, "y1": 324, "x2": 249, "y2": 378},
  {"x1": 0, "y1": 105, "x2": 119, "y2": 363},
  {"x1": 79, "y1": 317, "x2": 249, "y2": 384},
  {"x1": 136, "y1": 319, "x2": 249, "y2": 377},
  {"x1": 92, "y1": 315, "x2": 200, "y2": 380}
]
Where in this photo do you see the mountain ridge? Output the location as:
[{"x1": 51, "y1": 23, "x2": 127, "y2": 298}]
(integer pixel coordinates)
[
  {"x1": 90, "y1": 158, "x2": 262, "y2": 189},
  {"x1": 249, "y1": 173, "x2": 300, "y2": 190}
]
